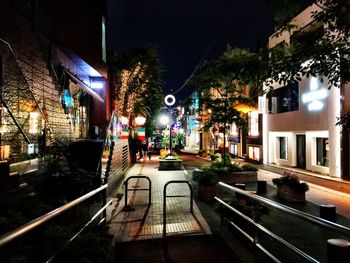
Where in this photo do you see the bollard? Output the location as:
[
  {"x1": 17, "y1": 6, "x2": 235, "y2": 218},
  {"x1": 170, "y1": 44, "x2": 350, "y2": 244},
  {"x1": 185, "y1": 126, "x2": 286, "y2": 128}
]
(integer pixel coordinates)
[
  {"x1": 327, "y1": 239, "x2": 350, "y2": 263},
  {"x1": 320, "y1": 204, "x2": 336, "y2": 222},
  {"x1": 257, "y1": 180, "x2": 267, "y2": 194},
  {"x1": 235, "y1": 183, "x2": 246, "y2": 199}
]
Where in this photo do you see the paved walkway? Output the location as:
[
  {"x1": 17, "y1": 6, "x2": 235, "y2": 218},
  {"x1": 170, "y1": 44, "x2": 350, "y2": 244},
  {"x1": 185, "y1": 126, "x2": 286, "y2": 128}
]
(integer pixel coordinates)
[{"x1": 106, "y1": 159, "x2": 211, "y2": 243}]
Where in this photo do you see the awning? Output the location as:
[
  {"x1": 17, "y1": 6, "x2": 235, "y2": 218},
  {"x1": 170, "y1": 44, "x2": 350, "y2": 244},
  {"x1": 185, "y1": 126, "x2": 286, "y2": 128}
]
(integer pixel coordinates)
[{"x1": 64, "y1": 70, "x2": 104, "y2": 103}]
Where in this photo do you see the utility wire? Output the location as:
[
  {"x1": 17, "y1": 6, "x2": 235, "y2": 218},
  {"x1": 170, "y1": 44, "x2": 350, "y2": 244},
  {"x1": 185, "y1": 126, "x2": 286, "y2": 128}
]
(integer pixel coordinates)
[
  {"x1": 172, "y1": 28, "x2": 221, "y2": 95},
  {"x1": 172, "y1": 0, "x2": 238, "y2": 95}
]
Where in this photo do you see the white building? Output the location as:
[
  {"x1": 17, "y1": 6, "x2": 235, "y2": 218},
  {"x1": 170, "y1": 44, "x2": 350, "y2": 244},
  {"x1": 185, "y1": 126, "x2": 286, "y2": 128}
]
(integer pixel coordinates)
[{"x1": 263, "y1": 4, "x2": 342, "y2": 178}]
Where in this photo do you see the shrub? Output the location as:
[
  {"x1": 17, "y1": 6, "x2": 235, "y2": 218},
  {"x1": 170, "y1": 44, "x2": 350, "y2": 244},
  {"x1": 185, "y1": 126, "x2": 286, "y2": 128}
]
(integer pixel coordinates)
[
  {"x1": 272, "y1": 172, "x2": 309, "y2": 193},
  {"x1": 193, "y1": 167, "x2": 219, "y2": 186}
]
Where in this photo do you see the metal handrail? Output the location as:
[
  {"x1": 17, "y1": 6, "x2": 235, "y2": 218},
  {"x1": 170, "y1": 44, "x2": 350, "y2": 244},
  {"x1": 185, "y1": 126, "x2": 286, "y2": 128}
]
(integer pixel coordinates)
[
  {"x1": 216, "y1": 182, "x2": 350, "y2": 262},
  {"x1": 46, "y1": 199, "x2": 113, "y2": 263},
  {"x1": 215, "y1": 197, "x2": 319, "y2": 263},
  {"x1": 0, "y1": 184, "x2": 108, "y2": 247},
  {"x1": 218, "y1": 182, "x2": 350, "y2": 234},
  {"x1": 122, "y1": 175, "x2": 152, "y2": 211},
  {"x1": 163, "y1": 180, "x2": 193, "y2": 237}
]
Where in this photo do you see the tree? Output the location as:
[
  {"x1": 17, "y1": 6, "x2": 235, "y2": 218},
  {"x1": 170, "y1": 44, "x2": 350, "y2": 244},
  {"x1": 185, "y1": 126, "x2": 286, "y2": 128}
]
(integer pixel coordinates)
[
  {"x1": 267, "y1": 0, "x2": 350, "y2": 88},
  {"x1": 113, "y1": 45, "x2": 164, "y2": 137},
  {"x1": 191, "y1": 47, "x2": 268, "y2": 165}
]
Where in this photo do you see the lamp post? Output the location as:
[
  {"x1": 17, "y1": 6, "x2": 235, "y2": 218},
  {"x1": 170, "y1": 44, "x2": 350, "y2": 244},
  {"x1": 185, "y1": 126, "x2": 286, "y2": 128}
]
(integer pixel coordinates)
[{"x1": 163, "y1": 94, "x2": 176, "y2": 157}]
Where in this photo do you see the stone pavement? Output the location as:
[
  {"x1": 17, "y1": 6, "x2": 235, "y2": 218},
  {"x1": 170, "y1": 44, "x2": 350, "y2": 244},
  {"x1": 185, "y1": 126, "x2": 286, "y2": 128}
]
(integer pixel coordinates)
[{"x1": 106, "y1": 158, "x2": 211, "y2": 243}]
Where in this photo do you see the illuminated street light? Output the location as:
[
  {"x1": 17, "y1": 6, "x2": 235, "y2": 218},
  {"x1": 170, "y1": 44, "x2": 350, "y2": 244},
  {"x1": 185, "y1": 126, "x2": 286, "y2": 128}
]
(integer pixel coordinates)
[{"x1": 159, "y1": 114, "x2": 170, "y2": 125}]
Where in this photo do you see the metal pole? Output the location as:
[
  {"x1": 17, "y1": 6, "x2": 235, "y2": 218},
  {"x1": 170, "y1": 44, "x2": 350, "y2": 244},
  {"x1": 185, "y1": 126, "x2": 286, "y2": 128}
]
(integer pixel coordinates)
[{"x1": 169, "y1": 115, "x2": 172, "y2": 155}]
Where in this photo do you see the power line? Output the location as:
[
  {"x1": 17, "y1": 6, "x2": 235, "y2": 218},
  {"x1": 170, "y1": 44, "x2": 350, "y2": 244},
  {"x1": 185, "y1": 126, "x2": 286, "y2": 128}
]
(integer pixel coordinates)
[{"x1": 172, "y1": 0, "x2": 238, "y2": 95}]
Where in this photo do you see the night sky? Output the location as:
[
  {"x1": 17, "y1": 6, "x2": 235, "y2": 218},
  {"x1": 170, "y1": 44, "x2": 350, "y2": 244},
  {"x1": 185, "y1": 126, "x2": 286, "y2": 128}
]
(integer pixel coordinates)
[{"x1": 107, "y1": 0, "x2": 275, "y2": 102}]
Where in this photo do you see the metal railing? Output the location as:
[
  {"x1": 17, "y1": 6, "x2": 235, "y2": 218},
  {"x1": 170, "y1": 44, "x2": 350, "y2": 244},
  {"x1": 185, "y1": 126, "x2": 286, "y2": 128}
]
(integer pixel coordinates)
[
  {"x1": 163, "y1": 180, "x2": 193, "y2": 237},
  {"x1": 216, "y1": 182, "x2": 350, "y2": 263},
  {"x1": 0, "y1": 184, "x2": 109, "y2": 247},
  {"x1": 122, "y1": 175, "x2": 152, "y2": 211}
]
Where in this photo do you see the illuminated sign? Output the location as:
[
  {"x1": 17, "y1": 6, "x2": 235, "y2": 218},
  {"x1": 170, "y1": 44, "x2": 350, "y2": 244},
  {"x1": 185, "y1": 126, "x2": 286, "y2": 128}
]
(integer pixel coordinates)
[{"x1": 302, "y1": 77, "x2": 328, "y2": 111}]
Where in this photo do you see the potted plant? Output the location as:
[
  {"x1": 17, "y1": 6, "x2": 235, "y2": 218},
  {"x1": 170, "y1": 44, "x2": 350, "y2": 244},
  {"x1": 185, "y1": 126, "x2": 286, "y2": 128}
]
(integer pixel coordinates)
[
  {"x1": 203, "y1": 155, "x2": 258, "y2": 184},
  {"x1": 193, "y1": 166, "x2": 219, "y2": 202},
  {"x1": 272, "y1": 172, "x2": 309, "y2": 202}
]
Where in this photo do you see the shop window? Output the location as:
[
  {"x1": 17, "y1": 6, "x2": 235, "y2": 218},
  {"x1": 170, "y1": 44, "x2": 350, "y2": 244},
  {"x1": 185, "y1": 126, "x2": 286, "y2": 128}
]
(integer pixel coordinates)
[
  {"x1": 279, "y1": 137, "x2": 287, "y2": 160},
  {"x1": 316, "y1": 137, "x2": 329, "y2": 167},
  {"x1": 248, "y1": 146, "x2": 260, "y2": 161},
  {"x1": 248, "y1": 111, "x2": 259, "y2": 136},
  {"x1": 230, "y1": 144, "x2": 238, "y2": 156}
]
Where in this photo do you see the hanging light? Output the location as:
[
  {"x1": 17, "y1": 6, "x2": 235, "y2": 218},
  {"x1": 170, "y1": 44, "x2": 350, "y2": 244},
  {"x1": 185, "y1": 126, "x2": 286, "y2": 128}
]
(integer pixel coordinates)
[
  {"x1": 120, "y1": 116, "x2": 129, "y2": 125},
  {"x1": 135, "y1": 115, "x2": 146, "y2": 126}
]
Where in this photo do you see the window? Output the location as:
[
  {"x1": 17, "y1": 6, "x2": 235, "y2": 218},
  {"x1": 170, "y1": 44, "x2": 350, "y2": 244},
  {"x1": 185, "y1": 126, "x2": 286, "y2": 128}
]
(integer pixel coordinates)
[
  {"x1": 230, "y1": 123, "x2": 238, "y2": 136},
  {"x1": 268, "y1": 82, "x2": 299, "y2": 114},
  {"x1": 248, "y1": 146, "x2": 260, "y2": 161},
  {"x1": 248, "y1": 111, "x2": 259, "y2": 136},
  {"x1": 279, "y1": 137, "x2": 287, "y2": 160},
  {"x1": 316, "y1": 138, "x2": 329, "y2": 167},
  {"x1": 230, "y1": 144, "x2": 238, "y2": 156}
]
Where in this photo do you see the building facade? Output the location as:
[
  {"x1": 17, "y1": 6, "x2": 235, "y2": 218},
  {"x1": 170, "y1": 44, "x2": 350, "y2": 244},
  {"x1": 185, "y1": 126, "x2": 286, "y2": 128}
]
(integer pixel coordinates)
[
  {"x1": 263, "y1": 4, "x2": 343, "y2": 178},
  {"x1": 0, "y1": 0, "x2": 108, "y2": 162}
]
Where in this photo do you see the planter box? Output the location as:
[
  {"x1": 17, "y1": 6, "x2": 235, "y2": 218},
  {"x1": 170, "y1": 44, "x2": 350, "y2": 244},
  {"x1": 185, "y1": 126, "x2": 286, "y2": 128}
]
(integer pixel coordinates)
[
  {"x1": 277, "y1": 185, "x2": 306, "y2": 202},
  {"x1": 158, "y1": 158, "x2": 183, "y2": 170},
  {"x1": 198, "y1": 184, "x2": 218, "y2": 202},
  {"x1": 220, "y1": 171, "x2": 257, "y2": 184}
]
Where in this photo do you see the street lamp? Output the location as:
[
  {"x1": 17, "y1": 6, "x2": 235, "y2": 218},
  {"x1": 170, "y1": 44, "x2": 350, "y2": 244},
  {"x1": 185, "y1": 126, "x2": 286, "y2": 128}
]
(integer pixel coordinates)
[{"x1": 160, "y1": 94, "x2": 177, "y2": 157}]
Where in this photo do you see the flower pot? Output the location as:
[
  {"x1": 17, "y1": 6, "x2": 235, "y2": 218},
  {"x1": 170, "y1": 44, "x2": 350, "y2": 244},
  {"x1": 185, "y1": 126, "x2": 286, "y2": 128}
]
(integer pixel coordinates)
[
  {"x1": 220, "y1": 171, "x2": 257, "y2": 184},
  {"x1": 198, "y1": 184, "x2": 218, "y2": 202},
  {"x1": 277, "y1": 185, "x2": 306, "y2": 202}
]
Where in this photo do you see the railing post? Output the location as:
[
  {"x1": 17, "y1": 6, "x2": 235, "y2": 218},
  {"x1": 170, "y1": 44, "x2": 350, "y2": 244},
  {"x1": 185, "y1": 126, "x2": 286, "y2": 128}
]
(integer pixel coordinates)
[
  {"x1": 163, "y1": 180, "x2": 193, "y2": 237},
  {"x1": 102, "y1": 185, "x2": 107, "y2": 222},
  {"x1": 122, "y1": 176, "x2": 152, "y2": 212}
]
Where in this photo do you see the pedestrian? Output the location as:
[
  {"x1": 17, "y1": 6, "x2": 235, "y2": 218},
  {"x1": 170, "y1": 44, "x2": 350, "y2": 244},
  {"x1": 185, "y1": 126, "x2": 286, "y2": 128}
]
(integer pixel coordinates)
[{"x1": 147, "y1": 141, "x2": 153, "y2": 160}]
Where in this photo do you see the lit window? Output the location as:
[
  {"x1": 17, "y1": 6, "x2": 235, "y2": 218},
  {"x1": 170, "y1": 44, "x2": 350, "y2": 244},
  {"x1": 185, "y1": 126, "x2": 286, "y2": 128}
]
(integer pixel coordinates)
[
  {"x1": 29, "y1": 112, "x2": 39, "y2": 134},
  {"x1": 248, "y1": 146, "x2": 260, "y2": 161},
  {"x1": 230, "y1": 144, "x2": 238, "y2": 155},
  {"x1": 316, "y1": 138, "x2": 329, "y2": 167},
  {"x1": 230, "y1": 123, "x2": 238, "y2": 136},
  {"x1": 279, "y1": 137, "x2": 287, "y2": 160},
  {"x1": 248, "y1": 111, "x2": 259, "y2": 136}
]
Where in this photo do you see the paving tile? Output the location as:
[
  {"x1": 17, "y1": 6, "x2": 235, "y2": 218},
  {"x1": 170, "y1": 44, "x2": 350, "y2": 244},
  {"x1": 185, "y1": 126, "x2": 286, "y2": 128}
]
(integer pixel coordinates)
[{"x1": 107, "y1": 161, "x2": 211, "y2": 243}]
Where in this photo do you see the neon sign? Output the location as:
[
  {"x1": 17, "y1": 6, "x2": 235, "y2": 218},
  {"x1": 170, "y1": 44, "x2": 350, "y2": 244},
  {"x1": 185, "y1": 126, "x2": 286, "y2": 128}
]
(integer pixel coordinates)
[{"x1": 302, "y1": 77, "x2": 328, "y2": 111}]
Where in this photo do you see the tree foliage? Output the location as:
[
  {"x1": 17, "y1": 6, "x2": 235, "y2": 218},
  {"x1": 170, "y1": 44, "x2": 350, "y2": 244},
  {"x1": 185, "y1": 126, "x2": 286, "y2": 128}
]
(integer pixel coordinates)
[
  {"x1": 267, "y1": 0, "x2": 350, "y2": 88},
  {"x1": 191, "y1": 47, "x2": 268, "y2": 131},
  {"x1": 190, "y1": 47, "x2": 268, "y2": 163},
  {"x1": 113, "y1": 45, "x2": 164, "y2": 136}
]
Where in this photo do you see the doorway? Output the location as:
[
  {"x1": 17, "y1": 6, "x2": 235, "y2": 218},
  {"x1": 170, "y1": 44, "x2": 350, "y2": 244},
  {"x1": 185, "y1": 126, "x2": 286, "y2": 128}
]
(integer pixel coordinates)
[{"x1": 296, "y1": 135, "x2": 306, "y2": 169}]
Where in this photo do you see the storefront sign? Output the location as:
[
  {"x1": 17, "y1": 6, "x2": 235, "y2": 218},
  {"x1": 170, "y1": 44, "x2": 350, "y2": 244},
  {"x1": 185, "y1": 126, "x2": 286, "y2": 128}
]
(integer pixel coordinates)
[
  {"x1": 258, "y1": 96, "x2": 265, "y2": 113},
  {"x1": 302, "y1": 77, "x2": 328, "y2": 111}
]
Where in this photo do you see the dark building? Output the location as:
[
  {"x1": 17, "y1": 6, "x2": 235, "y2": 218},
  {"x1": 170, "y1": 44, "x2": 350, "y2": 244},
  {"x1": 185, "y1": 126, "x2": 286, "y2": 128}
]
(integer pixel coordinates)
[{"x1": 0, "y1": 0, "x2": 109, "y2": 162}]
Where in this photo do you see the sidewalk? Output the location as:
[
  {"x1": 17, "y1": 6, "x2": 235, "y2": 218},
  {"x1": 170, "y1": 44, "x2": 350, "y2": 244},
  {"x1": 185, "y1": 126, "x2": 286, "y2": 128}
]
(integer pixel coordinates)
[
  {"x1": 106, "y1": 159, "x2": 211, "y2": 243},
  {"x1": 192, "y1": 152, "x2": 350, "y2": 220}
]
